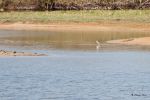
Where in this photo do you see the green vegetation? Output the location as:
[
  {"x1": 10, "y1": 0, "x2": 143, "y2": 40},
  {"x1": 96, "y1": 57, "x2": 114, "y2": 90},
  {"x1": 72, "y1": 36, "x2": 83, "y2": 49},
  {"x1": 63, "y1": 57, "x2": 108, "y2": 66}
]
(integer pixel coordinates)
[
  {"x1": 0, "y1": 10, "x2": 150, "y2": 23},
  {"x1": 0, "y1": 0, "x2": 149, "y2": 10}
]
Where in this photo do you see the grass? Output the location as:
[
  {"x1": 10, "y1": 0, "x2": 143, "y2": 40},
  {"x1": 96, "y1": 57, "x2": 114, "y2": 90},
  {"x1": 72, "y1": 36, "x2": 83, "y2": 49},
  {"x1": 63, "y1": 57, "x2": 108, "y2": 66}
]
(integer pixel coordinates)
[{"x1": 0, "y1": 10, "x2": 150, "y2": 23}]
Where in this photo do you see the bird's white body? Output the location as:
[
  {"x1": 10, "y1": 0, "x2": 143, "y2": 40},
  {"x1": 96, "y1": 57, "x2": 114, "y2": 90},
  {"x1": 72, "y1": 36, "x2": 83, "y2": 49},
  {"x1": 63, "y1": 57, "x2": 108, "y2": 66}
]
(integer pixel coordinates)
[{"x1": 96, "y1": 40, "x2": 101, "y2": 50}]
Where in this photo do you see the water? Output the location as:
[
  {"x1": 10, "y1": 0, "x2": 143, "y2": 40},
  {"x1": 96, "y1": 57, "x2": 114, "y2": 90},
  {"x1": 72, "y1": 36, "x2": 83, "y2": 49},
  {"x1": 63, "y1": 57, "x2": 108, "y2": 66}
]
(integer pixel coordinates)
[
  {"x1": 0, "y1": 30, "x2": 150, "y2": 100},
  {"x1": 0, "y1": 30, "x2": 150, "y2": 51},
  {"x1": 0, "y1": 51, "x2": 150, "y2": 100}
]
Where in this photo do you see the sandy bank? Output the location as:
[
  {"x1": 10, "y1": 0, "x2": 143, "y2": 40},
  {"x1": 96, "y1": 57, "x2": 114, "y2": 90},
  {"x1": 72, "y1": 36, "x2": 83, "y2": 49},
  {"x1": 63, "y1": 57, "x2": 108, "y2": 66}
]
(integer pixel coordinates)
[
  {"x1": 0, "y1": 22, "x2": 150, "y2": 33},
  {"x1": 0, "y1": 22, "x2": 150, "y2": 46},
  {"x1": 0, "y1": 50, "x2": 47, "y2": 56},
  {"x1": 107, "y1": 37, "x2": 150, "y2": 46}
]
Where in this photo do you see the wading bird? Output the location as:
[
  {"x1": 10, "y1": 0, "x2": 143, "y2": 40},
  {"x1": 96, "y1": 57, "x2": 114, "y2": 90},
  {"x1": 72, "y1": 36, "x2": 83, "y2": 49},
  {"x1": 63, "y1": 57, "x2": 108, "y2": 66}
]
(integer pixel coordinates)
[{"x1": 96, "y1": 40, "x2": 101, "y2": 50}]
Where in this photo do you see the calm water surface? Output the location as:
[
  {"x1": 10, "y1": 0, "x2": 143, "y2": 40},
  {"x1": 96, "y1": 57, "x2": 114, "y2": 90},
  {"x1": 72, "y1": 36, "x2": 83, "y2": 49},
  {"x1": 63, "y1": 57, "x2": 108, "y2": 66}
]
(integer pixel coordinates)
[
  {"x1": 0, "y1": 30, "x2": 150, "y2": 100},
  {"x1": 0, "y1": 30, "x2": 150, "y2": 50}
]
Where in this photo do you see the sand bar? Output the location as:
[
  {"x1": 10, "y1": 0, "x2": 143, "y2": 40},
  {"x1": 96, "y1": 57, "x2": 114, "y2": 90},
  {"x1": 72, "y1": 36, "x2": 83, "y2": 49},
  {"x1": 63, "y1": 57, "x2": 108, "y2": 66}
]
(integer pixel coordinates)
[
  {"x1": 0, "y1": 50, "x2": 47, "y2": 56},
  {"x1": 0, "y1": 22, "x2": 150, "y2": 46},
  {"x1": 0, "y1": 22, "x2": 150, "y2": 32},
  {"x1": 107, "y1": 37, "x2": 150, "y2": 46}
]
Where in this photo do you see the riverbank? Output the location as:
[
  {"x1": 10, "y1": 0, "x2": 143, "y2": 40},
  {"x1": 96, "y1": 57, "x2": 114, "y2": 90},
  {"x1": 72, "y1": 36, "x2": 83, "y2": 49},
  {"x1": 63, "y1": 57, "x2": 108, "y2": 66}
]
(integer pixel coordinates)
[
  {"x1": 0, "y1": 10, "x2": 150, "y2": 23},
  {"x1": 0, "y1": 10, "x2": 149, "y2": 32},
  {"x1": 0, "y1": 22, "x2": 150, "y2": 47},
  {"x1": 107, "y1": 37, "x2": 150, "y2": 46},
  {"x1": 0, "y1": 21, "x2": 150, "y2": 33},
  {"x1": 0, "y1": 10, "x2": 150, "y2": 32},
  {"x1": 0, "y1": 10, "x2": 150, "y2": 47}
]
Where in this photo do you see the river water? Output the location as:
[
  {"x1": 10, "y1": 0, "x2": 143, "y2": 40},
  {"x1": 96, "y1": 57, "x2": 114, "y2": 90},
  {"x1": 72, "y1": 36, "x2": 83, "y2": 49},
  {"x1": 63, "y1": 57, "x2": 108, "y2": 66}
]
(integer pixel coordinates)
[{"x1": 0, "y1": 30, "x2": 150, "y2": 100}]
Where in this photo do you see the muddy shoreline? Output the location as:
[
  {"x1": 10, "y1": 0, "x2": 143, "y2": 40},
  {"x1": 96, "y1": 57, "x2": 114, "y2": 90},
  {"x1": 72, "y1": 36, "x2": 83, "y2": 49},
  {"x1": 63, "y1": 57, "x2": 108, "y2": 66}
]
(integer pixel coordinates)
[
  {"x1": 0, "y1": 50, "x2": 47, "y2": 56},
  {"x1": 0, "y1": 22, "x2": 150, "y2": 33},
  {"x1": 0, "y1": 22, "x2": 150, "y2": 54},
  {"x1": 107, "y1": 37, "x2": 150, "y2": 46}
]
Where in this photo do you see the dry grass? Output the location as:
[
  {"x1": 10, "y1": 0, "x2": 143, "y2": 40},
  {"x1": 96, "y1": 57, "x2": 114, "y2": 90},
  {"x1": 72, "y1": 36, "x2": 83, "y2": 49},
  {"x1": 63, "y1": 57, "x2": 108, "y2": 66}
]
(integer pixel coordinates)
[{"x1": 0, "y1": 10, "x2": 150, "y2": 23}]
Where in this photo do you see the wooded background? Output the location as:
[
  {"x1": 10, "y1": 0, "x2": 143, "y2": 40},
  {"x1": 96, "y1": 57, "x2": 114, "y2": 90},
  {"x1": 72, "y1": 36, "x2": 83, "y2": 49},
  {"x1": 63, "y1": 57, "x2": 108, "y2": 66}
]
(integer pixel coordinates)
[{"x1": 0, "y1": 0, "x2": 149, "y2": 10}]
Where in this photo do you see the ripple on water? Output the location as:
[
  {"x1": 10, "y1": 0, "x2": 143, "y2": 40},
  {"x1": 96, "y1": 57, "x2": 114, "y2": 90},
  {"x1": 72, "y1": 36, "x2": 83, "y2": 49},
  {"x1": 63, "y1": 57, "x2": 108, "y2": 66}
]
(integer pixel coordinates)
[{"x1": 0, "y1": 51, "x2": 150, "y2": 100}]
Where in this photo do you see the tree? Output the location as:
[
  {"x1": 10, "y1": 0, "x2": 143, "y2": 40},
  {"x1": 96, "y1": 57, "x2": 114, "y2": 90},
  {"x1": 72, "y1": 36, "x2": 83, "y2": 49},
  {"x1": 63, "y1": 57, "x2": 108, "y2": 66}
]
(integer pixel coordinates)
[
  {"x1": 0, "y1": 0, "x2": 12, "y2": 9},
  {"x1": 38, "y1": 0, "x2": 55, "y2": 10}
]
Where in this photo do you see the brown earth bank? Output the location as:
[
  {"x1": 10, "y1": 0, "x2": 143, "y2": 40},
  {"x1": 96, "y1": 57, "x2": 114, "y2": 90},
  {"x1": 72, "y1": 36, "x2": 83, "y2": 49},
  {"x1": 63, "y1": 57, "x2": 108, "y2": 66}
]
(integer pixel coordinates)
[
  {"x1": 107, "y1": 37, "x2": 150, "y2": 46},
  {"x1": 0, "y1": 21, "x2": 150, "y2": 33},
  {"x1": 0, "y1": 21, "x2": 150, "y2": 46},
  {"x1": 0, "y1": 50, "x2": 47, "y2": 56}
]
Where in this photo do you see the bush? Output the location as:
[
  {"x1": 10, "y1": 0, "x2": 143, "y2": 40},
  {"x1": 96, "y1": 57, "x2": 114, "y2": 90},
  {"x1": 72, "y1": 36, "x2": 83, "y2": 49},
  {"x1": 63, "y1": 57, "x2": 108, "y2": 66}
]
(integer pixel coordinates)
[{"x1": 0, "y1": 0, "x2": 149, "y2": 10}]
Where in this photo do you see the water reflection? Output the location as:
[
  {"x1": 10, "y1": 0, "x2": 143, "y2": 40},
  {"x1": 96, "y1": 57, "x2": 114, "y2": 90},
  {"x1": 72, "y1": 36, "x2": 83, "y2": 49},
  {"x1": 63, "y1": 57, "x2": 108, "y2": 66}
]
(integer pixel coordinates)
[{"x1": 0, "y1": 30, "x2": 150, "y2": 50}]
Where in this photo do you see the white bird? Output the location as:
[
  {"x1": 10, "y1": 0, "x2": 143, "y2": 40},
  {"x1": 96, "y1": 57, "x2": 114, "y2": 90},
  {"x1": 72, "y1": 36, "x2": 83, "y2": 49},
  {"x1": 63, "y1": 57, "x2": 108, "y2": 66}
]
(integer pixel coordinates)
[{"x1": 96, "y1": 40, "x2": 101, "y2": 50}]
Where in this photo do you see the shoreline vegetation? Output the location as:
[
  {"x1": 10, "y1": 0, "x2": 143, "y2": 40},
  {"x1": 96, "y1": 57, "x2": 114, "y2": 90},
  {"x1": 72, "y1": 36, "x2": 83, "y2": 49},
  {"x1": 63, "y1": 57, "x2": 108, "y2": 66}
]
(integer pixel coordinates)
[
  {"x1": 0, "y1": 10, "x2": 149, "y2": 32},
  {"x1": 0, "y1": 0, "x2": 150, "y2": 10},
  {"x1": 0, "y1": 10, "x2": 150, "y2": 55},
  {"x1": 0, "y1": 10, "x2": 150, "y2": 47},
  {"x1": 0, "y1": 10, "x2": 150, "y2": 23}
]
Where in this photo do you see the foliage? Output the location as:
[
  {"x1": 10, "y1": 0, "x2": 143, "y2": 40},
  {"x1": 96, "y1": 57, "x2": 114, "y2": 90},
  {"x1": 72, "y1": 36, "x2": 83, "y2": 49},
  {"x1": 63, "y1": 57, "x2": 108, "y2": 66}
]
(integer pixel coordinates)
[{"x1": 0, "y1": 0, "x2": 149, "y2": 10}]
